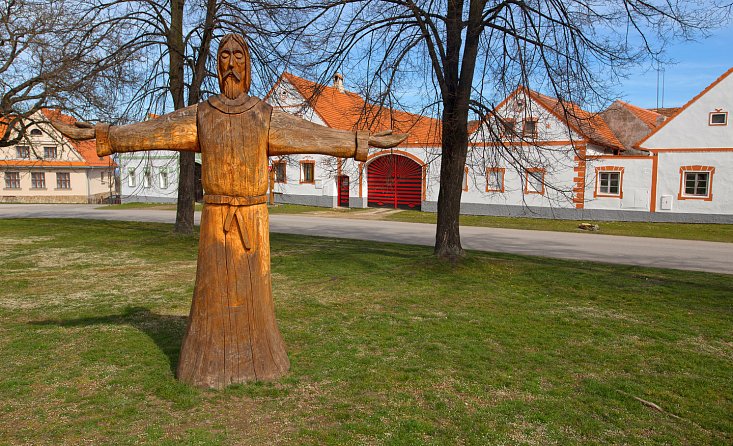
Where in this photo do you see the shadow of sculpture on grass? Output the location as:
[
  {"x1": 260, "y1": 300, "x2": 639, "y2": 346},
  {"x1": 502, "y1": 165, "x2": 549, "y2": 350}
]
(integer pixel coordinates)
[{"x1": 30, "y1": 306, "x2": 187, "y2": 374}]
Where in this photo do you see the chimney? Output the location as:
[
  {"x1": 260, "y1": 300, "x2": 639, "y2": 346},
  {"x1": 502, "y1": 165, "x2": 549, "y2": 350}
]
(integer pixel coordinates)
[{"x1": 333, "y1": 73, "x2": 344, "y2": 93}]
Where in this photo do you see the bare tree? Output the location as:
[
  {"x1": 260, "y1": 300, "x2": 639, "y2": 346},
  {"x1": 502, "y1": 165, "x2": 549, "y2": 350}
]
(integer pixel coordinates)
[
  {"x1": 267, "y1": 0, "x2": 731, "y2": 260},
  {"x1": 91, "y1": 0, "x2": 296, "y2": 233},
  {"x1": 0, "y1": 0, "x2": 137, "y2": 145}
]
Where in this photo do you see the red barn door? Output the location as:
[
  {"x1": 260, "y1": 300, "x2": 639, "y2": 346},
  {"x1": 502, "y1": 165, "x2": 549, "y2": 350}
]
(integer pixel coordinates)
[{"x1": 367, "y1": 154, "x2": 422, "y2": 209}]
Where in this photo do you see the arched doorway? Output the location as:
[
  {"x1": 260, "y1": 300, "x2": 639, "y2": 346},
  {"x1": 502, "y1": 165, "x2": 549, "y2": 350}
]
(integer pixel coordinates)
[{"x1": 367, "y1": 154, "x2": 422, "y2": 210}]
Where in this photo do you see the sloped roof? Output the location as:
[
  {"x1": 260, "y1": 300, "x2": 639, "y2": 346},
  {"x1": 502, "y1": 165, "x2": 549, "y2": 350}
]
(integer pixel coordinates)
[
  {"x1": 649, "y1": 107, "x2": 680, "y2": 118},
  {"x1": 527, "y1": 90, "x2": 623, "y2": 149},
  {"x1": 615, "y1": 101, "x2": 664, "y2": 129},
  {"x1": 637, "y1": 66, "x2": 733, "y2": 148},
  {"x1": 279, "y1": 72, "x2": 442, "y2": 146},
  {"x1": 41, "y1": 109, "x2": 114, "y2": 167}
]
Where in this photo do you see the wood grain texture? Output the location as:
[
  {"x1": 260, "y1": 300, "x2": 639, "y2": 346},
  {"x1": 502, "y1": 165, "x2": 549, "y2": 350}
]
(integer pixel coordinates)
[
  {"x1": 85, "y1": 92, "x2": 402, "y2": 389},
  {"x1": 176, "y1": 97, "x2": 289, "y2": 388}
]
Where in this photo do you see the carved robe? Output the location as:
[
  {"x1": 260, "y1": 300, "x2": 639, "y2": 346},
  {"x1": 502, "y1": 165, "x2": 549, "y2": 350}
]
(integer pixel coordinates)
[{"x1": 97, "y1": 94, "x2": 369, "y2": 388}]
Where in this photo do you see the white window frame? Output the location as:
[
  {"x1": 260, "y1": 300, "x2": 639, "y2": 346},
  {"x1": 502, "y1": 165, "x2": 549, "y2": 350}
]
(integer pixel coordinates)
[
  {"x1": 486, "y1": 167, "x2": 505, "y2": 193},
  {"x1": 56, "y1": 172, "x2": 71, "y2": 190},
  {"x1": 44, "y1": 146, "x2": 58, "y2": 159},
  {"x1": 159, "y1": 168, "x2": 169, "y2": 189},
  {"x1": 524, "y1": 168, "x2": 545, "y2": 195},
  {"x1": 598, "y1": 172, "x2": 621, "y2": 196},
  {"x1": 300, "y1": 160, "x2": 315, "y2": 184},
  {"x1": 143, "y1": 168, "x2": 152, "y2": 188},
  {"x1": 4, "y1": 171, "x2": 20, "y2": 189},
  {"x1": 709, "y1": 111, "x2": 728, "y2": 126},
  {"x1": 127, "y1": 168, "x2": 136, "y2": 187},
  {"x1": 31, "y1": 172, "x2": 46, "y2": 189}
]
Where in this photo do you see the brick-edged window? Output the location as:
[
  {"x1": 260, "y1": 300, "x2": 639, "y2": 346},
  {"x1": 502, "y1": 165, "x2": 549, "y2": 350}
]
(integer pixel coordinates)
[
  {"x1": 709, "y1": 111, "x2": 727, "y2": 126},
  {"x1": 462, "y1": 166, "x2": 469, "y2": 191},
  {"x1": 4, "y1": 171, "x2": 20, "y2": 189},
  {"x1": 486, "y1": 167, "x2": 505, "y2": 192},
  {"x1": 522, "y1": 118, "x2": 538, "y2": 138},
  {"x1": 56, "y1": 172, "x2": 71, "y2": 189},
  {"x1": 594, "y1": 166, "x2": 624, "y2": 199},
  {"x1": 678, "y1": 166, "x2": 715, "y2": 201},
  {"x1": 499, "y1": 118, "x2": 516, "y2": 137},
  {"x1": 16, "y1": 146, "x2": 30, "y2": 159},
  {"x1": 44, "y1": 146, "x2": 57, "y2": 159},
  {"x1": 31, "y1": 172, "x2": 46, "y2": 189},
  {"x1": 524, "y1": 168, "x2": 545, "y2": 195},
  {"x1": 300, "y1": 160, "x2": 315, "y2": 184},
  {"x1": 273, "y1": 161, "x2": 287, "y2": 183}
]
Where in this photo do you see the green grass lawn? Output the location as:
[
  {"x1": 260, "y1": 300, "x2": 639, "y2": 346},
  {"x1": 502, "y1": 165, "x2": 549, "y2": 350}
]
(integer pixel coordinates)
[
  {"x1": 386, "y1": 210, "x2": 733, "y2": 243},
  {"x1": 1, "y1": 219, "x2": 730, "y2": 445},
  {"x1": 96, "y1": 203, "x2": 733, "y2": 242},
  {"x1": 98, "y1": 202, "x2": 204, "y2": 212}
]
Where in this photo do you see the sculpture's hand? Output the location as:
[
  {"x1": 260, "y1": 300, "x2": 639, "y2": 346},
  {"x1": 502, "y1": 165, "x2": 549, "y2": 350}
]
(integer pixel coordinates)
[
  {"x1": 369, "y1": 130, "x2": 408, "y2": 148},
  {"x1": 50, "y1": 119, "x2": 96, "y2": 141}
]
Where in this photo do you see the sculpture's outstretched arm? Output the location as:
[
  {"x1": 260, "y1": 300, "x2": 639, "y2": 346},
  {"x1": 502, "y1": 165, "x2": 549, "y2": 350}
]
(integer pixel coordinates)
[
  {"x1": 267, "y1": 109, "x2": 407, "y2": 161},
  {"x1": 51, "y1": 105, "x2": 200, "y2": 156}
]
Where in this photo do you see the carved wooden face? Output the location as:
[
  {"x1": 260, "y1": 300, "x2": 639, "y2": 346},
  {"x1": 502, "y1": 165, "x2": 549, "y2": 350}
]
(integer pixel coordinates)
[{"x1": 217, "y1": 36, "x2": 251, "y2": 99}]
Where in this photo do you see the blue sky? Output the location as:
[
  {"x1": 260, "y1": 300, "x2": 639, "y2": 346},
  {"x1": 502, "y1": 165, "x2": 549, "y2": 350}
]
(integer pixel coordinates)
[{"x1": 617, "y1": 23, "x2": 733, "y2": 109}]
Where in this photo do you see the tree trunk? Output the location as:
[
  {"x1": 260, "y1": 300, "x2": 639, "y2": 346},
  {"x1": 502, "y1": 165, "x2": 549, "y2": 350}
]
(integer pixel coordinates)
[
  {"x1": 175, "y1": 152, "x2": 196, "y2": 233},
  {"x1": 168, "y1": 0, "x2": 195, "y2": 234},
  {"x1": 434, "y1": 105, "x2": 469, "y2": 260}
]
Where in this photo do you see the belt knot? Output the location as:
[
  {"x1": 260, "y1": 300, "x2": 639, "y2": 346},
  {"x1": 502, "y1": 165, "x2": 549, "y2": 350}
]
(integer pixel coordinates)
[{"x1": 204, "y1": 194, "x2": 267, "y2": 250}]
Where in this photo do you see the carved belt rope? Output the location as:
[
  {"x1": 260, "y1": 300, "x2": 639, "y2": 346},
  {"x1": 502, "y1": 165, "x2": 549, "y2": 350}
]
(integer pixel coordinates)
[{"x1": 204, "y1": 194, "x2": 268, "y2": 250}]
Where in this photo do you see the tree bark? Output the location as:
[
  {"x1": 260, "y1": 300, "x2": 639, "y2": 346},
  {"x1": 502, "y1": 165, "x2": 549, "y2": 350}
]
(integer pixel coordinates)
[
  {"x1": 168, "y1": 0, "x2": 195, "y2": 234},
  {"x1": 434, "y1": 104, "x2": 468, "y2": 260}
]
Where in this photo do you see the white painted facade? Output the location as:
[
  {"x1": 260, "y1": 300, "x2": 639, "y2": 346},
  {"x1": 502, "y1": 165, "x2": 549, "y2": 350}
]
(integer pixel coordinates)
[
  {"x1": 119, "y1": 151, "x2": 182, "y2": 203},
  {"x1": 639, "y1": 67, "x2": 733, "y2": 216},
  {"x1": 583, "y1": 156, "x2": 653, "y2": 212},
  {"x1": 122, "y1": 68, "x2": 732, "y2": 222}
]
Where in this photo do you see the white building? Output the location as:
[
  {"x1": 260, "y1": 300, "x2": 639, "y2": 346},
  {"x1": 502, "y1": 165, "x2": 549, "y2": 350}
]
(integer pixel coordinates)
[
  {"x1": 637, "y1": 67, "x2": 733, "y2": 222},
  {"x1": 266, "y1": 69, "x2": 732, "y2": 223},
  {"x1": 0, "y1": 110, "x2": 116, "y2": 203}
]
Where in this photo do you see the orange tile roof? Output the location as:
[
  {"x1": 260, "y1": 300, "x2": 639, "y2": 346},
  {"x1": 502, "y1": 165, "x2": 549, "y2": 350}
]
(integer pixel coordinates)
[
  {"x1": 648, "y1": 107, "x2": 679, "y2": 118},
  {"x1": 41, "y1": 109, "x2": 115, "y2": 167},
  {"x1": 280, "y1": 72, "x2": 442, "y2": 146},
  {"x1": 528, "y1": 90, "x2": 623, "y2": 149},
  {"x1": 616, "y1": 101, "x2": 664, "y2": 129}
]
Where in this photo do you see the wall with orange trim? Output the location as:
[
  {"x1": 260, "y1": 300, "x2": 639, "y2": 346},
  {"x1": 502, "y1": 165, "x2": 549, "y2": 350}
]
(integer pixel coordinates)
[
  {"x1": 654, "y1": 151, "x2": 733, "y2": 214},
  {"x1": 642, "y1": 71, "x2": 733, "y2": 149},
  {"x1": 583, "y1": 157, "x2": 653, "y2": 211}
]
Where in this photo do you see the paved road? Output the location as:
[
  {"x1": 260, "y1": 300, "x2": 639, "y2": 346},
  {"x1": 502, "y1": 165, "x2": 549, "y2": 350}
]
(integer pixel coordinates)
[{"x1": 1, "y1": 204, "x2": 732, "y2": 274}]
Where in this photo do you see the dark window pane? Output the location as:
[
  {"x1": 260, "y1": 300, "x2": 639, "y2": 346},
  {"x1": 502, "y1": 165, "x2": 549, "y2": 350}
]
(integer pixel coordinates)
[{"x1": 710, "y1": 113, "x2": 727, "y2": 124}]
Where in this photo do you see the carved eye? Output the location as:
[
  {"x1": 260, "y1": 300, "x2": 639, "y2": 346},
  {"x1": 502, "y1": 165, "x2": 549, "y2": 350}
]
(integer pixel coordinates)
[
  {"x1": 234, "y1": 51, "x2": 244, "y2": 60},
  {"x1": 220, "y1": 52, "x2": 230, "y2": 60}
]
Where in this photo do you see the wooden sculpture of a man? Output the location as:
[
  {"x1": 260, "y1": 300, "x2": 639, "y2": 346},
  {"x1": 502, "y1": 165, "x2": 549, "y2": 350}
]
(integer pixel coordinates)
[{"x1": 54, "y1": 34, "x2": 406, "y2": 389}]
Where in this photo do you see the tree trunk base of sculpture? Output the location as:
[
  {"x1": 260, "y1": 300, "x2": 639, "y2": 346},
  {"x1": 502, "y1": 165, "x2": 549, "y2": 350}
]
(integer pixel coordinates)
[{"x1": 175, "y1": 203, "x2": 290, "y2": 389}]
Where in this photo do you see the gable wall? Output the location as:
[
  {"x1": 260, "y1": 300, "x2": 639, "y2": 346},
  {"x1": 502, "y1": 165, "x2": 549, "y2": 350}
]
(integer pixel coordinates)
[{"x1": 642, "y1": 72, "x2": 733, "y2": 149}]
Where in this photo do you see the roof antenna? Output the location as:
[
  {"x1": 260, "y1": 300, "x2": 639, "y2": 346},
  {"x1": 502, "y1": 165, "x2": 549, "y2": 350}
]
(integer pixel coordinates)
[
  {"x1": 656, "y1": 61, "x2": 660, "y2": 109},
  {"x1": 661, "y1": 66, "x2": 665, "y2": 109}
]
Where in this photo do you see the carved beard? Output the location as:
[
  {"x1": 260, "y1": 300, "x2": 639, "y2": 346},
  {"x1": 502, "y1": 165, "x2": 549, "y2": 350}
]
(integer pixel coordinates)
[{"x1": 222, "y1": 73, "x2": 244, "y2": 99}]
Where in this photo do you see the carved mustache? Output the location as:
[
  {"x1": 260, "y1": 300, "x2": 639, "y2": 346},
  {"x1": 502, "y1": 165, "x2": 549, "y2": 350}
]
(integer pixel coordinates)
[{"x1": 222, "y1": 69, "x2": 242, "y2": 82}]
